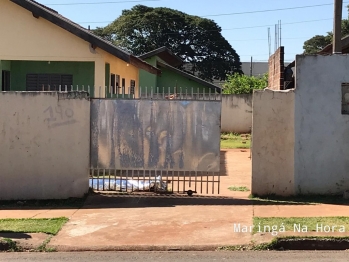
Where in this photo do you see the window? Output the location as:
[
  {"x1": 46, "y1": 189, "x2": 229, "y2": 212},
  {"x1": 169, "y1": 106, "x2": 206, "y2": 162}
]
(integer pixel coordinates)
[
  {"x1": 26, "y1": 74, "x2": 73, "y2": 91},
  {"x1": 342, "y1": 83, "x2": 349, "y2": 114},
  {"x1": 111, "y1": 74, "x2": 115, "y2": 94},
  {"x1": 116, "y1": 75, "x2": 120, "y2": 92},
  {"x1": 130, "y1": 80, "x2": 135, "y2": 95},
  {"x1": 110, "y1": 74, "x2": 120, "y2": 94},
  {"x1": 1, "y1": 70, "x2": 10, "y2": 91},
  {"x1": 121, "y1": 78, "x2": 125, "y2": 94}
]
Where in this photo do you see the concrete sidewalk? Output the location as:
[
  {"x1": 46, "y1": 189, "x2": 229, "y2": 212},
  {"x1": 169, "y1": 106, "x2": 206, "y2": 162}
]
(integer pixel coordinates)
[
  {"x1": 49, "y1": 195, "x2": 253, "y2": 251},
  {"x1": 45, "y1": 194, "x2": 349, "y2": 251}
]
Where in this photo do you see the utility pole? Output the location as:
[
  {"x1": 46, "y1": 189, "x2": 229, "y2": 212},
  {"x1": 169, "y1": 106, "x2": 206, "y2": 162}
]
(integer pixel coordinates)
[
  {"x1": 333, "y1": 0, "x2": 343, "y2": 53},
  {"x1": 250, "y1": 56, "x2": 253, "y2": 76}
]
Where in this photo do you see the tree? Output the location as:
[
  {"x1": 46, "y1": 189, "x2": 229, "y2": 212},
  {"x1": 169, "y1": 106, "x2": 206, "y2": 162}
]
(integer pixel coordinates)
[
  {"x1": 303, "y1": 35, "x2": 333, "y2": 54},
  {"x1": 93, "y1": 5, "x2": 242, "y2": 82},
  {"x1": 222, "y1": 73, "x2": 268, "y2": 94},
  {"x1": 303, "y1": 5, "x2": 349, "y2": 54}
]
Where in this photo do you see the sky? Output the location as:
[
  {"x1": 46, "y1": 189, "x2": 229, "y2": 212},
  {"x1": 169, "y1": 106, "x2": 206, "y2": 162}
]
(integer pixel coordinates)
[{"x1": 38, "y1": 0, "x2": 348, "y2": 62}]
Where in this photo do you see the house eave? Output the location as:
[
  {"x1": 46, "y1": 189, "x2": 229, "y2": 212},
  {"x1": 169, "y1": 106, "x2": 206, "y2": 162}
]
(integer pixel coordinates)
[{"x1": 10, "y1": 0, "x2": 159, "y2": 75}]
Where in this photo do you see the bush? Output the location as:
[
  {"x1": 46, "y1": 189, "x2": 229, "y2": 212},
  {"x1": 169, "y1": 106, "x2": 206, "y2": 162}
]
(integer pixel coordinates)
[{"x1": 222, "y1": 73, "x2": 268, "y2": 94}]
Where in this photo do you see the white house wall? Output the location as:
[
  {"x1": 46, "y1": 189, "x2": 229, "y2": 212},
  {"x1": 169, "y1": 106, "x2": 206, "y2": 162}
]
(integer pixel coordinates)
[
  {"x1": 252, "y1": 88, "x2": 295, "y2": 196},
  {"x1": 294, "y1": 55, "x2": 349, "y2": 194},
  {"x1": 0, "y1": 92, "x2": 90, "y2": 200}
]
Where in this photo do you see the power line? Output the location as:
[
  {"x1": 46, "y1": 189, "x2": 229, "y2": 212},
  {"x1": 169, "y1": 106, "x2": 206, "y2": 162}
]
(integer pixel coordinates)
[
  {"x1": 79, "y1": 17, "x2": 333, "y2": 26},
  {"x1": 228, "y1": 36, "x2": 316, "y2": 42},
  {"x1": 161, "y1": 17, "x2": 335, "y2": 34},
  {"x1": 201, "y1": 2, "x2": 349, "y2": 17},
  {"x1": 222, "y1": 18, "x2": 333, "y2": 31},
  {"x1": 46, "y1": 0, "x2": 161, "y2": 5},
  {"x1": 46, "y1": 1, "x2": 349, "y2": 16}
]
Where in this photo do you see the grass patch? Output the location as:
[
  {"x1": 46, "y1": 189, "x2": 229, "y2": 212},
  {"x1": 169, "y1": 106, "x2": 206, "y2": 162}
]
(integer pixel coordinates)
[
  {"x1": 37, "y1": 235, "x2": 56, "y2": 252},
  {"x1": 0, "y1": 238, "x2": 21, "y2": 252},
  {"x1": 249, "y1": 194, "x2": 349, "y2": 205},
  {"x1": 228, "y1": 186, "x2": 250, "y2": 192},
  {"x1": 217, "y1": 236, "x2": 349, "y2": 251},
  {"x1": 253, "y1": 217, "x2": 349, "y2": 234},
  {"x1": 0, "y1": 217, "x2": 68, "y2": 235},
  {"x1": 220, "y1": 132, "x2": 250, "y2": 149}
]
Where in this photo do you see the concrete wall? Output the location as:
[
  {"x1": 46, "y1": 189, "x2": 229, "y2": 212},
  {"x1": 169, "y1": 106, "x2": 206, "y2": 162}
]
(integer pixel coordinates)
[
  {"x1": 0, "y1": 92, "x2": 90, "y2": 200},
  {"x1": 268, "y1": 47, "x2": 284, "y2": 90},
  {"x1": 221, "y1": 94, "x2": 252, "y2": 133},
  {"x1": 252, "y1": 88, "x2": 295, "y2": 196},
  {"x1": 294, "y1": 55, "x2": 349, "y2": 194}
]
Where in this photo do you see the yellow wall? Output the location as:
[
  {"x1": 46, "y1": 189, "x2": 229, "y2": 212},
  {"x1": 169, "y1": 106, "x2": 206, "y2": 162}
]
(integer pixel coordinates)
[
  {"x1": 103, "y1": 52, "x2": 139, "y2": 98},
  {"x1": 0, "y1": 0, "x2": 139, "y2": 97}
]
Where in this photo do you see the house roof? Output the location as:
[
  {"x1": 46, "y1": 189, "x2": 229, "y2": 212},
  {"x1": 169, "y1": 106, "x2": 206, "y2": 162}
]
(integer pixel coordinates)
[
  {"x1": 157, "y1": 61, "x2": 221, "y2": 93},
  {"x1": 319, "y1": 35, "x2": 349, "y2": 54},
  {"x1": 139, "y1": 47, "x2": 183, "y2": 67},
  {"x1": 9, "y1": 0, "x2": 161, "y2": 75}
]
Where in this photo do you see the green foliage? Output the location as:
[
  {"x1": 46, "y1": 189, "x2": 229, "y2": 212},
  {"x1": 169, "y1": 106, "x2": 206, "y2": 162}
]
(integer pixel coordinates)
[
  {"x1": 93, "y1": 5, "x2": 242, "y2": 82},
  {"x1": 228, "y1": 186, "x2": 250, "y2": 192},
  {"x1": 303, "y1": 5, "x2": 349, "y2": 54},
  {"x1": 303, "y1": 34, "x2": 333, "y2": 54},
  {"x1": 220, "y1": 132, "x2": 250, "y2": 149},
  {"x1": 222, "y1": 73, "x2": 268, "y2": 94}
]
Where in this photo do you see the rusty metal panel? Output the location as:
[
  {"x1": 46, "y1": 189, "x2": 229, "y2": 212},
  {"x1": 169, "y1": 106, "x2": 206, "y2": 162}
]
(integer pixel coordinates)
[{"x1": 90, "y1": 100, "x2": 221, "y2": 172}]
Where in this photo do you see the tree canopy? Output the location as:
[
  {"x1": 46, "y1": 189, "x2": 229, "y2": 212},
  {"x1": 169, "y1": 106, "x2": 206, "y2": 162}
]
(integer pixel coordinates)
[
  {"x1": 93, "y1": 5, "x2": 242, "y2": 82},
  {"x1": 303, "y1": 5, "x2": 349, "y2": 54},
  {"x1": 222, "y1": 73, "x2": 268, "y2": 94}
]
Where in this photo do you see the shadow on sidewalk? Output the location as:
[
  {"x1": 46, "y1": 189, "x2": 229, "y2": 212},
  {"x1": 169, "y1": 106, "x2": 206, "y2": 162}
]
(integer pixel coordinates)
[
  {"x1": 1, "y1": 192, "x2": 348, "y2": 210},
  {"x1": 0, "y1": 232, "x2": 32, "y2": 239},
  {"x1": 79, "y1": 193, "x2": 329, "y2": 209}
]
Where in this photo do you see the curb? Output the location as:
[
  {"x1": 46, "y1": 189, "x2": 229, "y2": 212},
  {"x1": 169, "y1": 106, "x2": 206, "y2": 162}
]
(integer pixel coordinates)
[
  {"x1": 45, "y1": 239, "x2": 349, "y2": 252},
  {"x1": 46, "y1": 245, "x2": 221, "y2": 252}
]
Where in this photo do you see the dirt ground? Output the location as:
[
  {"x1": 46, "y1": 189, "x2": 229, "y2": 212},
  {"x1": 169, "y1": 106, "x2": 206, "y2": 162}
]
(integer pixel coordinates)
[
  {"x1": 218, "y1": 149, "x2": 251, "y2": 197},
  {"x1": 152, "y1": 149, "x2": 252, "y2": 197}
]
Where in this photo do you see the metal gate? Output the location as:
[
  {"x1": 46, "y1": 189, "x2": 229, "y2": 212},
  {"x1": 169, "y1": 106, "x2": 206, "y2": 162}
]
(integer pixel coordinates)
[{"x1": 89, "y1": 88, "x2": 222, "y2": 195}]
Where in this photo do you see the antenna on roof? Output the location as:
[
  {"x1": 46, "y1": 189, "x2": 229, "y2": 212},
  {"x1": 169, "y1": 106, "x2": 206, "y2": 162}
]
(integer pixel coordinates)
[
  {"x1": 268, "y1": 27, "x2": 271, "y2": 57},
  {"x1": 279, "y1": 20, "x2": 282, "y2": 47}
]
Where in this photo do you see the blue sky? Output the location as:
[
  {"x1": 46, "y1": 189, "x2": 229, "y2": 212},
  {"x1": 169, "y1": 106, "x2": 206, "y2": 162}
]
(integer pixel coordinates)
[{"x1": 39, "y1": 0, "x2": 348, "y2": 62}]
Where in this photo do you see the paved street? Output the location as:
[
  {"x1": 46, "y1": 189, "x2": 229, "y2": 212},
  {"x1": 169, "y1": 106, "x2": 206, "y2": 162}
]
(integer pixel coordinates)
[{"x1": 0, "y1": 251, "x2": 349, "y2": 262}]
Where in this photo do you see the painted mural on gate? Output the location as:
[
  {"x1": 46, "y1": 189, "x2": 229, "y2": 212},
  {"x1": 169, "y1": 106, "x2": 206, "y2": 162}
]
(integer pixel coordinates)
[{"x1": 90, "y1": 99, "x2": 221, "y2": 172}]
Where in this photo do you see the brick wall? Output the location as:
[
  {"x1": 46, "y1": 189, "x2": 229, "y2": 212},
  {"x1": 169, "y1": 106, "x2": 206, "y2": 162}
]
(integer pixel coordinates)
[{"x1": 268, "y1": 47, "x2": 284, "y2": 90}]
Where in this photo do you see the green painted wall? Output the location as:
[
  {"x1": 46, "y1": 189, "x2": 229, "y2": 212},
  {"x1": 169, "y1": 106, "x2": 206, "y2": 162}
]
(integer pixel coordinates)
[
  {"x1": 139, "y1": 57, "x2": 157, "y2": 92},
  {"x1": 1, "y1": 60, "x2": 11, "y2": 71},
  {"x1": 139, "y1": 56, "x2": 212, "y2": 94},
  {"x1": 0, "y1": 62, "x2": 1, "y2": 89},
  {"x1": 9, "y1": 61, "x2": 94, "y2": 91},
  {"x1": 157, "y1": 66, "x2": 211, "y2": 94}
]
